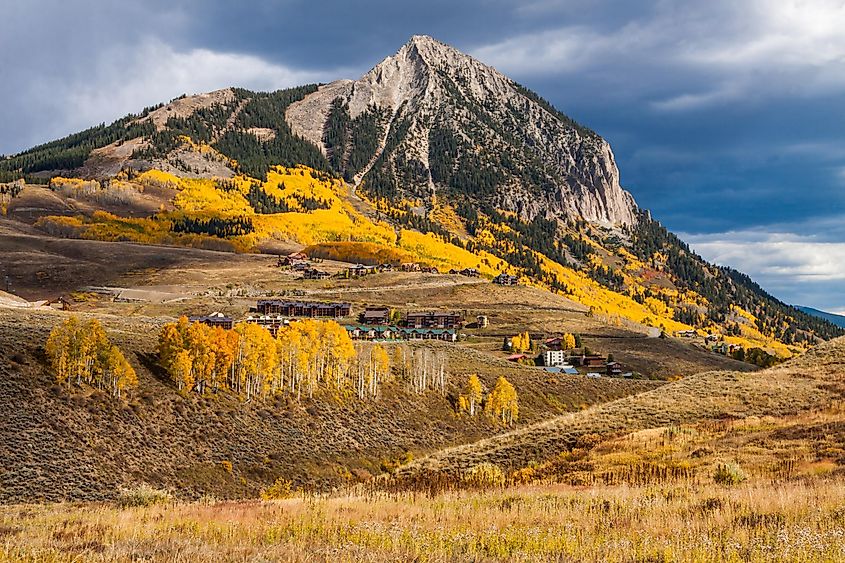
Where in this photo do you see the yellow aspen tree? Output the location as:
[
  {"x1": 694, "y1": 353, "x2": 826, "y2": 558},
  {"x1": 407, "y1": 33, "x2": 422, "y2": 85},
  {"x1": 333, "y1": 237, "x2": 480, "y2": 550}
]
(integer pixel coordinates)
[
  {"x1": 47, "y1": 315, "x2": 137, "y2": 397},
  {"x1": 485, "y1": 376, "x2": 519, "y2": 425},
  {"x1": 235, "y1": 323, "x2": 277, "y2": 401},
  {"x1": 563, "y1": 333, "x2": 577, "y2": 350},
  {"x1": 46, "y1": 317, "x2": 79, "y2": 388},
  {"x1": 297, "y1": 320, "x2": 322, "y2": 398},
  {"x1": 210, "y1": 326, "x2": 238, "y2": 394},
  {"x1": 462, "y1": 374, "x2": 483, "y2": 416},
  {"x1": 105, "y1": 345, "x2": 137, "y2": 398},
  {"x1": 75, "y1": 319, "x2": 104, "y2": 386},
  {"x1": 157, "y1": 322, "x2": 184, "y2": 376},
  {"x1": 369, "y1": 344, "x2": 390, "y2": 398},
  {"x1": 392, "y1": 345, "x2": 410, "y2": 380},
  {"x1": 458, "y1": 395, "x2": 469, "y2": 413},
  {"x1": 521, "y1": 332, "x2": 532, "y2": 352},
  {"x1": 186, "y1": 322, "x2": 215, "y2": 394},
  {"x1": 511, "y1": 332, "x2": 531, "y2": 353},
  {"x1": 173, "y1": 349, "x2": 194, "y2": 391},
  {"x1": 325, "y1": 321, "x2": 356, "y2": 393},
  {"x1": 276, "y1": 324, "x2": 303, "y2": 398},
  {"x1": 355, "y1": 345, "x2": 368, "y2": 400}
]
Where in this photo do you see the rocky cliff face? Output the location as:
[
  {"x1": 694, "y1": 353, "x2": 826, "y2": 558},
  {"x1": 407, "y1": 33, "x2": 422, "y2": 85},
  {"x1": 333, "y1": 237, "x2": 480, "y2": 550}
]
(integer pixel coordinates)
[{"x1": 286, "y1": 35, "x2": 638, "y2": 225}]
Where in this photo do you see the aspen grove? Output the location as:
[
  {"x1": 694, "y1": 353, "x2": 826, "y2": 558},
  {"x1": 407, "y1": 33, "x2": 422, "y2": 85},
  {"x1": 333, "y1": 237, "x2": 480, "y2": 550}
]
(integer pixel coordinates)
[
  {"x1": 157, "y1": 317, "x2": 451, "y2": 401},
  {"x1": 46, "y1": 316, "x2": 138, "y2": 398}
]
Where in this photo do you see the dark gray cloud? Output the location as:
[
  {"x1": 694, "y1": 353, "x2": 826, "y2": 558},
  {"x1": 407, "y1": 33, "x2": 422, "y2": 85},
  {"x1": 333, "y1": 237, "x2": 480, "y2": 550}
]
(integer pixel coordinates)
[{"x1": 3, "y1": 0, "x2": 844, "y2": 310}]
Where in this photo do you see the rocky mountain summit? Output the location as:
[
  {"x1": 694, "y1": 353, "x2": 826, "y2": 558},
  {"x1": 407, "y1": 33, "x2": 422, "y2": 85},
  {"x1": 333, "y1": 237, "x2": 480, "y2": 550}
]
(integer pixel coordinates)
[{"x1": 286, "y1": 35, "x2": 638, "y2": 225}]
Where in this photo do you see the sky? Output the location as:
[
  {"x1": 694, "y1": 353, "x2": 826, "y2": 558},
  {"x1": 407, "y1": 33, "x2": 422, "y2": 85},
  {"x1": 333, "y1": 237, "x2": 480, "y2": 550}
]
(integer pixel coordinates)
[{"x1": 2, "y1": 0, "x2": 844, "y2": 312}]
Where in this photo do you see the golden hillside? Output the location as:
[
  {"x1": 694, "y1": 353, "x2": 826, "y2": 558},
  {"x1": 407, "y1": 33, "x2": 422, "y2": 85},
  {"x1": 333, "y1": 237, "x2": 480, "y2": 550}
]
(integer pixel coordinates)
[
  {"x1": 5, "y1": 163, "x2": 823, "y2": 359},
  {"x1": 399, "y1": 336, "x2": 845, "y2": 478}
]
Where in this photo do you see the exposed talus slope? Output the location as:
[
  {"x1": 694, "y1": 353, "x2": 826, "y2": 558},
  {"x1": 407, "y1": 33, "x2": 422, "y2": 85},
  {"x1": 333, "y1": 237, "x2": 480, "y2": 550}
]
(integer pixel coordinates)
[{"x1": 286, "y1": 35, "x2": 638, "y2": 225}]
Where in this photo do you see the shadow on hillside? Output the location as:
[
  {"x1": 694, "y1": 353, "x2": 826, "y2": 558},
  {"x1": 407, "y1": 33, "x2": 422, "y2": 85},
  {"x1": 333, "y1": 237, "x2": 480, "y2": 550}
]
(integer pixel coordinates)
[{"x1": 136, "y1": 352, "x2": 175, "y2": 389}]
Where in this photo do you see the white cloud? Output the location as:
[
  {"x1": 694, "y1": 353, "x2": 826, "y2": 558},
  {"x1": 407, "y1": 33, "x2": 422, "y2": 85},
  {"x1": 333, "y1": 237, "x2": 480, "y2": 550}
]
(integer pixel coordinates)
[
  {"x1": 686, "y1": 231, "x2": 845, "y2": 281},
  {"x1": 24, "y1": 39, "x2": 335, "y2": 148},
  {"x1": 650, "y1": 83, "x2": 746, "y2": 112},
  {"x1": 682, "y1": 227, "x2": 845, "y2": 311},
  {"x1": 472, "y1": 21, "x2": 659, "y2": 76},
  {"x1": 687, "y1": 0, "x2": 845, "y2": 69}
]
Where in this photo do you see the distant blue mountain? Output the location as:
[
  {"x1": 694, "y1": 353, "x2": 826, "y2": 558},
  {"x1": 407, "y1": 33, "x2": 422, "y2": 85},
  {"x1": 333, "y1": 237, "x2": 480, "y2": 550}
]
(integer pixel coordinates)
[{"x1": 796, "y1": 306, "x2": 845, "y2": 329}]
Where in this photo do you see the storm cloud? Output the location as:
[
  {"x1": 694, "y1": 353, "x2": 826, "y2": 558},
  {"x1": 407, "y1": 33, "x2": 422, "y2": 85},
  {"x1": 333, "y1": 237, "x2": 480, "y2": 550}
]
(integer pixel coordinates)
[{"x1": 3, "y1": 0, "x2": 844, "y2": 311}]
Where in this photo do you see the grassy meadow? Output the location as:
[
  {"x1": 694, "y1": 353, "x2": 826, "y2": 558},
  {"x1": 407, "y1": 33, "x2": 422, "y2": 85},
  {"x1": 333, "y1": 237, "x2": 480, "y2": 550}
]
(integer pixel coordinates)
[{"x1": 2, "y1": 478, "x2": 844, "y2": 562}]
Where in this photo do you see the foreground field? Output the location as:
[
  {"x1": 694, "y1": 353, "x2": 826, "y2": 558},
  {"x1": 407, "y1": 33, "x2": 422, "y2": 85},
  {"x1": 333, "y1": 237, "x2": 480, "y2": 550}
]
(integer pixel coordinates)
[{"x1": 2, "y1": 479, "x2": 844, "y2": 562}]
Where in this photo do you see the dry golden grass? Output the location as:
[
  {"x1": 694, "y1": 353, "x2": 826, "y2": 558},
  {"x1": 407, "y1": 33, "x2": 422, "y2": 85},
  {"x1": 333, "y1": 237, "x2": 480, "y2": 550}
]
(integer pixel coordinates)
[
  {"x1": 400, "y1": 337, "x2": 845, "y2": 476},
  {"x1": 1, "y1": 478, "x2": 844, "y2": 562}
]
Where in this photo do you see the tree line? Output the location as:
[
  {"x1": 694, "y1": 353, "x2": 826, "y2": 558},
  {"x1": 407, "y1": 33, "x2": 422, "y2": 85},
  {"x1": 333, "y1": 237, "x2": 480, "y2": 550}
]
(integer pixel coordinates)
[
  {"x1": 245, "y1": 182, "x2": 330, "y2": 214},
  {"x1": 157, "y1": 317, "x2": 453, "y2": 402},
  {"x1": 170, "y1": 216, "x2": 254, "y2": 238}
]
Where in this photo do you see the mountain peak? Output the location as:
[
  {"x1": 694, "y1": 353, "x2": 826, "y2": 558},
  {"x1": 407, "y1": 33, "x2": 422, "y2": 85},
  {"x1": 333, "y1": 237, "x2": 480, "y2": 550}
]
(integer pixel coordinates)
[
  {"x1": 403, "y1": 34, "x2": 460, "y2": 58},
  {"x1": 285, "y1": 36, "x2": 638, "y2": 225}
]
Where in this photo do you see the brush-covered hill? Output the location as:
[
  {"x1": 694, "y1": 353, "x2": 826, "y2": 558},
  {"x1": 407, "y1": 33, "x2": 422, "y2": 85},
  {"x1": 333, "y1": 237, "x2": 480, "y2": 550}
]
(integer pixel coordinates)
[
  {"x1": 397, "y1": 335, "x2": 845, "y2": 479},
  {"x1": 0, "y1": 307, "x2": 662, "y2": 503},
  {"x1": 0, "y1": 35, "x2": 840, "y2": 356}
]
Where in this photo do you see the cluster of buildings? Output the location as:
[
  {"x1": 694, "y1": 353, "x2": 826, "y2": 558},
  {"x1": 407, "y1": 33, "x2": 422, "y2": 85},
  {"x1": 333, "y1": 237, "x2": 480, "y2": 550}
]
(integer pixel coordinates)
[
  {"x1": 401, "y1": 263, "x2": 440, "y2": 274},
  {"x1": 256, "y1": 300, "x2": 352, "y2": 318},
  {"x1": 189, "y1": 302, "x2": 464, "y2": 342},
  {"x1": 540, "y1": 349, "x2": 631, "y2": 377},
  {"x1": 448, "y1": 268, "x2": 480, "y2": 277},
  {"x1": 673, "y1": 329, "x2": 740, "y2": 357},
  {"x1": 188, "y1": 312, "x2": 235, "y2": 330},
  {"x1": 343, "y1": 325, "x2": 458, "y2": 342},
  {"x1": 276, "y1": 252, "x2": 524, "y2": 289},
  {"x1": 342, "y1": 307, "x2": 463, "y2": 342},
  {"x1": 502, "y1": 334, "x2": 632, "y2": 378}
]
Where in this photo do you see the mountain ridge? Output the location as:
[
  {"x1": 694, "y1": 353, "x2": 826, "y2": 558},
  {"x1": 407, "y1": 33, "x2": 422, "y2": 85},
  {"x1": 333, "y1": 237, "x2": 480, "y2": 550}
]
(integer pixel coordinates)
[
  {"x1": 797, "y1": 306, "x2": 845, "y2": 329},
  {"x1": 0, "y1": 35, "x2": 842, "y2": 351}
]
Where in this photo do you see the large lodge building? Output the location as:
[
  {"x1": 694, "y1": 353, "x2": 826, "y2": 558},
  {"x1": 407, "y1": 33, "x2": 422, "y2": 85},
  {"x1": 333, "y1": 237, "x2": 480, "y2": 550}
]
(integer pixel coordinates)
[
  {"x1": 255, "y1": 300, "x2": 351, "y2": 318},
  {"x1": 404, "y1": 311, "x2": 463, "y2": 329}
]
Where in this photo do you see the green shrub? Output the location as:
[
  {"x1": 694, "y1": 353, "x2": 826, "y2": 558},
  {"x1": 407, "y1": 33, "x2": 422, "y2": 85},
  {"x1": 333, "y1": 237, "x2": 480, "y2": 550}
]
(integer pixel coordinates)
[
  {"x1": 117, "y1": 484, "x2": 173, "y2": 508},
  {"x1": 461, "y1": 463, "x2": 506, "y2": 489},
  {"x1": 713, "y1": 462, "x2": 747, "y2": 486}
]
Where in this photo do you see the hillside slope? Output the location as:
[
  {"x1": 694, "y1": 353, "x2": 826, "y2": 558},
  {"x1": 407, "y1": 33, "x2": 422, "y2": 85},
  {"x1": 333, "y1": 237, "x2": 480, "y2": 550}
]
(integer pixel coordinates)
[
  {"x1": 399, "y1": 336, "x2": 845, "y2": 476},
  {"x1": 798, "y1": 306, "x2": 845, "y2": 329},
  {"x1": 0, "y1": 307, "x2": 660, "y2": 503}
]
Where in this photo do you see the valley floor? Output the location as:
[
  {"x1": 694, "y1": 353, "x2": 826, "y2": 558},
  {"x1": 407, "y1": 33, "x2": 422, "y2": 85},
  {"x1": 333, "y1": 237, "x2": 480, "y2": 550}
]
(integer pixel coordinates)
[{"x1": 2, "y1": 478, "x2": 844, "y2": 562}]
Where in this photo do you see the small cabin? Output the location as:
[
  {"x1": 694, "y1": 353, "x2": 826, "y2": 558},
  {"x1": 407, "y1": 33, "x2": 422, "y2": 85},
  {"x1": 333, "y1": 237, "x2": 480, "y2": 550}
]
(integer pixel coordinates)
[
  {"x1": 606, "y1": 361, "x2": 624, "y2": 376},
  {"x1": 303, "y1": 268, "x2": 331, "y2": 280}
]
